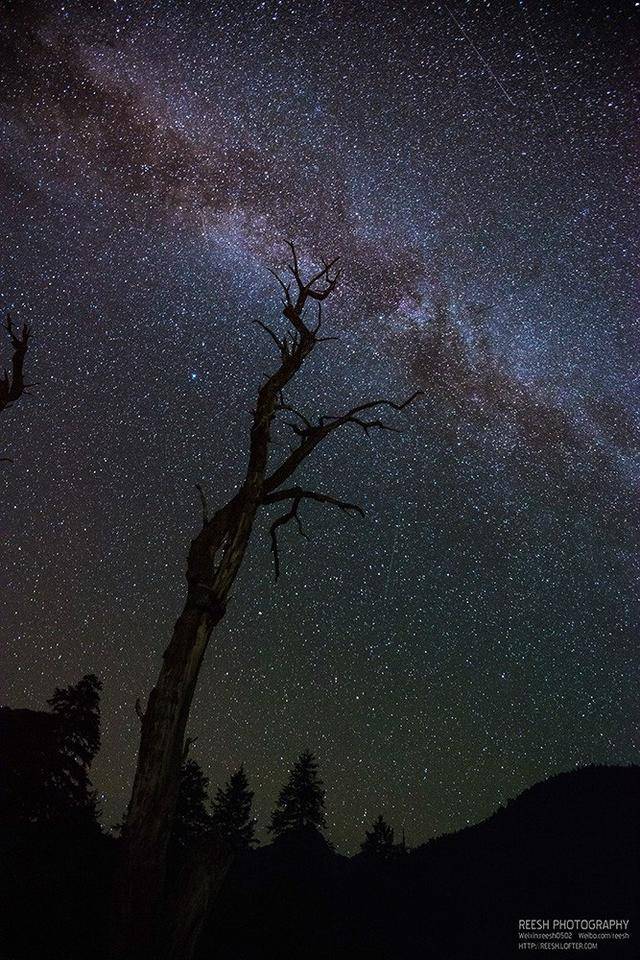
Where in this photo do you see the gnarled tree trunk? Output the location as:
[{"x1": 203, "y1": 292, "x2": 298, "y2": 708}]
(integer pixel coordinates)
[
  {"x1": 116, "y1": 603, "x2": 221, "y2": 957},
  {"x1": 162, "y1": 834, "x2": 233, "y2": 960}
]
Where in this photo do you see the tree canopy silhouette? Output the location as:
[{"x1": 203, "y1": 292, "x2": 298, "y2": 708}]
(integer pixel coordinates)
[
  {"x1": 115, "y1": 244, "x2": 421, "y2": 960},
  {"x1": 0, "y1": 673, "x2": 101, "y2": 830},
  {"x1": 269, "y1": 750, "x2": 326, "y2": 837},
  {"x1": 171, "y1": 759, "x2": 213, "y2": 849},
  {"x1": 360, "y1": 814, "x2": 397, "y2": 860},
  {"x1": 211, "y1": 764, "x2": 257, "y2": 850}
]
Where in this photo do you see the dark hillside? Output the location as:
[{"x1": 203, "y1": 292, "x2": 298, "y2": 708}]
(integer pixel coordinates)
[
  {"x1": 1, "y1": 764, "x2": 636, "y2": 959},
  {"x1": 199, "y1": 765, "x2": 639, "y2": 960}
]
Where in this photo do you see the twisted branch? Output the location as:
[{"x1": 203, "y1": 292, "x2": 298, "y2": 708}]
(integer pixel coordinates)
[
  {"x1": 266, "y1": 391, "x2": 422, "y2": 493},
  {"x1": 0, "y1": 314, "x2": 32, "y2": 417},
  {"x1": 264, "y1": 487, "x2": 364, "y2": 579},
  {"x1": 187, "y1": 245, "x2": 420, "y2": 587}
]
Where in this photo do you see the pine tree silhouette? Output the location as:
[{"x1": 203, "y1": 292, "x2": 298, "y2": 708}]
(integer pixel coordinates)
[
  {"x1": 210, "y1": 764, "x2": 257, "y2": 849},
  {"x1": 269, "y1": 750, "x2": 326, "y2": 837},
  {"x1": 360, "y1": 814, "x2": 396, "y2": 860},
  {"x1": 46, "y1": 673, "x2": 102, "y2": 825},
  {"x1": 172, "y1": 758, "x2": 213, "y2": 848},
  {"x1": 0, "y1": 674, "x2": 102, "y2": 829}
]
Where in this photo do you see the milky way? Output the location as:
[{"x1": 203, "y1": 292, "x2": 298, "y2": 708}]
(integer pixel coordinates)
[{"x1": 1, "y1": 0, "x2": 638, "y2": 851}]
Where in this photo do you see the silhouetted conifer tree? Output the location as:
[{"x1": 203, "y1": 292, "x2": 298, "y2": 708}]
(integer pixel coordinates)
[
  {"x1": 210, "y1": 764, "x2": 257, "y2": 849},
  {"x1": 0, "y1": 673, "x2": 102, "y2": 829},
  {"x1": 47, "y1": 673, "x2": 102, "y2": 825},
  {"x1": 269, "y1": 750, "x2": 325, "y2": 836},
  {"x1": 172, "y1": 759, "x2": 213, "y2": 848},
  {"x1": 360, "y1": 814, "x2": 396, "y2": 860}
]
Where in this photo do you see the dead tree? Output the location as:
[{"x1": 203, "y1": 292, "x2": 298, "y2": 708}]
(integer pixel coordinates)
[
  {"x1": 0, "y1": 315, "x2": 32, "y2": 458},
  {"x1": 115, "y1": 245, "x2": 421, "y2": 959},
  {"x1": 0, "y1": 314, "x2": 31, "y2": 414}
]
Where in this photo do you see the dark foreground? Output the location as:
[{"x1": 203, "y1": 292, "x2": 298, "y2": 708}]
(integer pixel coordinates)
[{"x1": 2, "y1": 765, "x2": 638, "y2": 960}]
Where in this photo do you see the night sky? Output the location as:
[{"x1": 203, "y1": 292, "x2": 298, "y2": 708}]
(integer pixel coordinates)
[{"x1": 1, "y1": 0, "x2": 638, "y2": 852}]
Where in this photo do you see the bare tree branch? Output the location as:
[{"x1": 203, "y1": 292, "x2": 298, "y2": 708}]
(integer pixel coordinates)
[
  {"x1": 264, "y1": 487, "x2": 364, "y2": 579},
  {"x1": 263, "y1": 487, "x2": 365, "y2": 511},
  {"x1": 275, "y1": 402, "x2": 314, "y2": 436},
  {"x1": 267, "y1": 267, "x2": 293, "y2": 309},
  {"x1": 195, "y1": 484, "x2": 210, "y2": 526},
  {"x1": 282, "y1": 241, "x2": 341, "y2": 318},
  {"x1": 252, "y1": 318, "x2": 288, "y2": 356},
  {"x1": 0, "y1": 314, "x2": 32, "y2": 418},
  {"x1": 265, "y1": 390, "x2": 423, "y2": 494},
  {"x1": 182, "y1": 735, "x2": 198, "y2": 760},
  {"x1": 188, "y1": 244, "x2": 346, "y2": 600}
]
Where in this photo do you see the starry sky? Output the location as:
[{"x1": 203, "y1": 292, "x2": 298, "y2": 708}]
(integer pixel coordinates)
[{"x1": 1, "y1": 0, "x2": 638, "y2": 852}]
